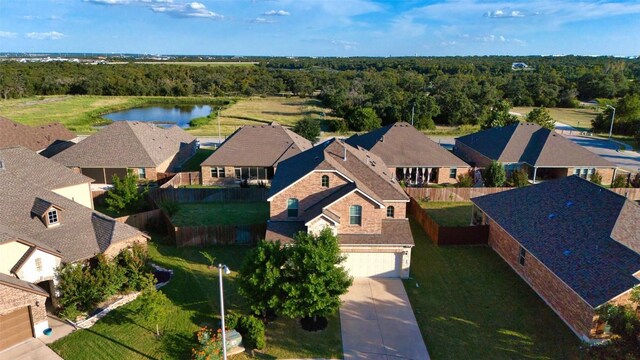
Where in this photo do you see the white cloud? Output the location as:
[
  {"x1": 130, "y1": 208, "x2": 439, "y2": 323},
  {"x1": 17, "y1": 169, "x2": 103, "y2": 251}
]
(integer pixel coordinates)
[
  {"x1": 264, "y1": 10, "x2": 290, "y2": 16},
  {"x1": 26, "y1": 31, "x2": 64, "y2": 40},
  {"x1": 0, "y1": 31, "x2": 17, "y2": 38},
  {"x1": 484, "y1": 9, "x2": 530, "y2": 18},
  {"x1": 151, "y1": 2, "x2": 224, "y2": 19},
  {"x1": 84, "y1": 0, "x2": 173, "y2": 4},
  {"x1": 474, "y1": 33, "x2": 525, "y2": 45},
  {"x1": 251, "y1": 17, "x2": 274, "y2": 24},
  {"x1": 331, "y1": 39, "x2": 358, "y2": 51}
]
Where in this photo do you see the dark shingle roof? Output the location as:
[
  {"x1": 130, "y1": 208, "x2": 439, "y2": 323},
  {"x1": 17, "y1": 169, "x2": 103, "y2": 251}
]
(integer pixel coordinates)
[
  {"x1": 0, "y1": 116, "x2": 75, "y2": 152},
  {"x1": 265, "y1": 219, "x2": 414, "y2": 246},
  {"x1": 269, "y1": 139, "x2": 408, "y2": 203},
  {"x1": 472, "y1": 176, "x2": 640, "y2": 307},
  {"x1": 0, "y1": 171, "x2": 145, "y2": 263},
  {"x1": 201, "y1": 123, "x2": 312, "y2": 167},
  {"x1": 0, "y1": 273, "x2": 48, "y2": 296},
  {"x1": 0, "y1": 146, "x2": 92, "y2": 189},
  {"x1": 346, "y1": 122, "x2": 469, "y2": 168},
  {"x1": 456, "y1": 122, "x2": 614, "y2": 167},
  {"x1": 52, "y1": 121, "x2": 196, "y2": 168}
]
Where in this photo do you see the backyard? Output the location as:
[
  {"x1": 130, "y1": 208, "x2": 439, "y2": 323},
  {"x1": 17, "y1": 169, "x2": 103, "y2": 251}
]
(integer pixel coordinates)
[
  {"x1": 419, "y1": 201, "x2": 473, "y2": 227},
  {"x1": 50, "y1": 241, "x2": 343, "y2": 359},
  {"x1": 405, "y1": 220, "x2": 581, "y2": 359},
  {"x1": 170, "y1": 202, "x2": 269, "y2": 226}
]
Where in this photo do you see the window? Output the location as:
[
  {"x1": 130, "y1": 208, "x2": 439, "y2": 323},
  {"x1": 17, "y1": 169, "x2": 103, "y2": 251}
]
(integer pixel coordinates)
[
  {"x1": 449, "y1": 168, "x2": 457, "y2": 179},
  {"x1": 210, "y1": 167, "x2": 225, "y2": 178},
  {"x1": 350, "y1": 205, "x2": 362, "y2": 225},
  {"x1": 35, "y1": 258, "x2": 42, "y2": 272},
  {"x1": 48, "y1": 209, "x2": 59, "y2": 225},
  {"x1": 235, "y1": 168, "x2": 242, "y2": 180},
  {"x1": 321, "y1": 175, "x2": 330, "y2": 188},
  {"x1": 518, "y1": 247, "x2": 526, "y2": 266},
  {"x1": 386, "y1": 206, "x2": 395, "y2": 218},
  {"x1": 287, "y1": 198, "x2": 299, "y2": 218},
  {"x1": 258, "y1": 167, "x2": 267, "y2": 180},
  {"x1": 138, "y1": 168, "x2": 146, "y2": 179}
]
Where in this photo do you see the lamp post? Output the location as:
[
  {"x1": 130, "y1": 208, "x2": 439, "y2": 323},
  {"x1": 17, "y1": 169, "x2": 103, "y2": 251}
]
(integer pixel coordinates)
[
  {"x1": 218, "y1": 264, "x2": 231, "y2": 359},
  {"x1": 605, "y1": 104, "x2": 616, "y2": 140}
]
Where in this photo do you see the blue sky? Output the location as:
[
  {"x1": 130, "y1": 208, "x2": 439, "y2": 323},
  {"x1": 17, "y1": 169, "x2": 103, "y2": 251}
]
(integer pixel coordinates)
[{"x1": 1, "y1": 0, "x2": 639, "y2": 56}]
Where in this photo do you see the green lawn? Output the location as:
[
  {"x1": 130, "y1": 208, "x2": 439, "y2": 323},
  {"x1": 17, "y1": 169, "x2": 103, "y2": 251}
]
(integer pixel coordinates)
[
  {"x1": 170, "y1": 202, "x2": 269, "y2": 226},
  {"x1": 512, "y1": 106, "x2": 599, "y2": 131},
  {"x1": 404, "y1": 221, "x2": 581, "y2": 359},
  {"x1": 419, "y1": 201, "x2": 473, "y2": 227},
  {"x1": 50, "y1": 242, "x2": 342, "y2": 359},
  {"x1": 180, "y1": 149, "x2": 215, "y2": 172}
]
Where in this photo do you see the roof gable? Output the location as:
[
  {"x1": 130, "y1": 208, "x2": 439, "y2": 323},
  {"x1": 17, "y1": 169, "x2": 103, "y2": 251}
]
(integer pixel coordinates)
[
  {"x1": 472, "y1": 176, "x2": 640, "y2": 307},
  {"x1": 0, "y1": 116, "x2": 75, "y2": 152}
]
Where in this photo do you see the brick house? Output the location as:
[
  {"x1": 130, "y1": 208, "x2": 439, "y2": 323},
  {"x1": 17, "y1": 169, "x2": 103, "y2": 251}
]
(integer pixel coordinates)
[
  {"x1": 265, "y1": 139, "x2": 414, "y2": 278},
  {"x1": 472, "y1": 176, "x2": 640, "y2": 341},
  {"x1": 346, "y1": 122, "x2": 470, "y2": 185},
  {"x1": 52, "y1": 121, "x2": 197, "y2": 184},
  {"x1": 201, "y1": 123, "x2": 312, "y2": 185},
  {"x1": 0, "y1": 116, "x2": 76, "y2": 157},
  {"x1": 0, "y1": 155, "x2": 148, "y2": 345},
  {"x1": 455, "y1": 122, "x2": 617, "y2": 185}
]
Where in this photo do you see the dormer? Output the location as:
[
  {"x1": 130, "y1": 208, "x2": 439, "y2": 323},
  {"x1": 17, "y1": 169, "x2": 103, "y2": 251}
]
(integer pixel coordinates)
[{"x1": 31, "y1": 198, "x2": 64, "y2": 228}]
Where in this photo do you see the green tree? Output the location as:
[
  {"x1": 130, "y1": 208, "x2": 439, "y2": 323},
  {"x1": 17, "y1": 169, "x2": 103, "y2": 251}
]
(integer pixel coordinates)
[
  {"x1": 105, "y1": 172, "x2": 145, "y2": 214},
  {"x1": 456, "y1": 173, "x2": 474, "y2": 188},
  {"x1": 526, "y1": 106, "x2": 556, "y2": 130},
  {"x1": 483, "y1": 161, "x2": 506, "y2": 187},
  {"x1": 347, "y1": 107, "x2": 381, "y2": 131},
  {"x1": 293, "y1": 116, "x2": 321, "y2": 144},
  {"x1": 56, "y1": 263, "x2": 102, "y2": 319},
  {"x1": 509, "y1": 169, "x2": 530, "y2": 187},
  {"x1": 280, "y1": 229, "x2": 352, "y2": 324},
  {"x1": 238, "y1": 240, "x2": 288, "y2": 319},
  {"x1": 482, "y1": 100, "x2": 519, "y2": 129},
  {"x1": 612, "y1": 174, "x2": 628, "y2": 188},
  {"x1": 411, "y1": 93, "x2": 440, "y2": 130},
  {"x1": 137, "y1": 288, "x2": 171, "y2": 336},
  {"x1": 92, "y1": 254, "x2": 127, "y2": 300}
]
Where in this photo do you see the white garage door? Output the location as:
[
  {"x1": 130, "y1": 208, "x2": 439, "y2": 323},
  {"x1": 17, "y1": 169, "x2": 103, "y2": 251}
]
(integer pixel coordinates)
[{"x1": 342, "y1": 252, "x2": 401, "y2": 278}]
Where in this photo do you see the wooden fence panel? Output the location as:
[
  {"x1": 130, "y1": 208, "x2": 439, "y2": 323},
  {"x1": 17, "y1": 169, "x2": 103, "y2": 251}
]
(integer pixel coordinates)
[
  {"x1": 174, "y1": 224, "x2": 266, "y2": 247},
  {"x1": 405, "y1": 186, "x2": 640, "y2": 202},
  {"x1": 115, "y1": 209, "x2": 162, "y2": 231},
  {"x1": 149, "y1": 187, "x2": 269, "y2": 204},
  {"x1": 159, "y1": 172, "x2": 201, "y2": 189},
  {"x1": 610, "y1": 187, "x2": 640, "y2": 201}
]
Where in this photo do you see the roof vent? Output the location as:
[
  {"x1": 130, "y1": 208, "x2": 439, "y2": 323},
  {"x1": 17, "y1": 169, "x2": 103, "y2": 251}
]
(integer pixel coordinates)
[
  {"x1": 381, "y1": 135, "x2": 384, "y2": 143},
  {"x1": 548, "y1": 213, "x2": 556, "y2": 220},
  {"x1": 343, "y1": 147, "x2": 347, "y2": 161},
  {"x1": 565, "y1": 201, "x2": 573, "y2": 208},
  {"x1": 563, "y1": 250, "x2": 571, "y2": 256},
  {"x1": 0, "y1": 160, "x2": 4, "y2": 170}
]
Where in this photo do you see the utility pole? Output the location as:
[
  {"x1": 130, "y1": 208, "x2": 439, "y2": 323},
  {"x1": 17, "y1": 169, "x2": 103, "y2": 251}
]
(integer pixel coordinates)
[
  {"x1": 217, "y1": 108, "x2": 221, "y2": 148},
  {"x1": 605, "y1": 105, "x2": 616, "y2": 140},
  {"x1": 411, "y1": 104, "x2": 415, "y2": 126}
]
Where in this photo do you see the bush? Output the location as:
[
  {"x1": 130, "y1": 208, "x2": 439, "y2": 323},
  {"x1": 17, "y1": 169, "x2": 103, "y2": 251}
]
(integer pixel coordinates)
[
  {"x1": 631, "y1": 173, "x2": 640, "y2": 188},
  {"x1": 509, "y1": 169, "x2": 529, "y2": 187},
  {"x1": 225, "y1": 312, "x2": 240, "y2": 330},
  {"x1": 192, "y1": 327, "x2": 223, "y2": 360},
  {"x1": 456, "y1": 173, "x2": 474, "y2": 187},
  {"x1": 105, "y1": 172, "x2": 147, "y2": 215},
  {"x1": 116, "y1": 243, "x2": 154, "y2": 292},
  {"x1": 612, "y1": 174, "x2": 628, "y2": 188},
  {"x1": 236, "y1": 315, "x2": 266, "y2": 350},
  {"x1": 591, "y1": 171, "x2": 603, "y2": 185},
  {"x1": 327, "y1": 118, "x2": 349, "y2": 133},
  {"x1": 189, "y1": 116, "x2": 211, "y2": 128},
  {"x1": 56, "y1": 263, "x2": 102, "y2": 317},
  {"x1": 92, "y1": 254, "x2": 127, "y2": 300},
  {"x1": 482, "y1": 161, "x2": 506, "y2": 187}
]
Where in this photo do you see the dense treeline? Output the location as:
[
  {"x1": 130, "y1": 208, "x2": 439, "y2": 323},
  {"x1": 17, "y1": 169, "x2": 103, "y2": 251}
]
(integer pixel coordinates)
[{"x1": 1, "y1": 56, "x2": 639, "y2": 132}]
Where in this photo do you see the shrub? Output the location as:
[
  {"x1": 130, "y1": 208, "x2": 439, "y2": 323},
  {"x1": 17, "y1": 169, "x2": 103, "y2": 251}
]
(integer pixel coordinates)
[
  {"x1": 612, "y1": 174, "x2": 628, "y2": 188},
  {"x1": 456, "y1": 173, "x2": 474, "y2": 187},
  {"x1": 236, "y1": 315, "x2": 266, "y2": 350},
  {"x1": 105, "y1": 172, "x2": 146, "y2": 214},
  {"x1": 482, "y1": 161, "x2": 506, "y2": 187},
  {"x1": 189, "y1": 116, "x2": 211, "y2": 128},
  {"x1": 591, "y1": 170, "x2": 603, "y2": 185},
  {"x1": 225, "y1": 312, "x2": 241, "y2": 330},
  {"x1": 509, "y1": 169, "x2": 529, "y2": 187},
  {"x1": 192, "y1": 327, "x2": 223, "y2": 360},
  {"x1": 116, "y1": 243, "x2": 155, "y2": 291},
  {"x1": 56, "y1": 263, "x2": 102, "y2": 318},
  {"x1": 631, "y1": 173, "x2": 640, "y2": 188},
  {"x1": 327, "y1": 119, "x2": 349, "y2": 133},
  {"x1": 92, "y1": 254, "x2": 126, "y2": 300}
]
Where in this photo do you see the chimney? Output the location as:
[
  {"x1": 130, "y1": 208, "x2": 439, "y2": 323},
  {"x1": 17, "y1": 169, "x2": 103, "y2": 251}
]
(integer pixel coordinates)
[{"x1": 343, "y1": 146, "x2": 347, "y2": 161}]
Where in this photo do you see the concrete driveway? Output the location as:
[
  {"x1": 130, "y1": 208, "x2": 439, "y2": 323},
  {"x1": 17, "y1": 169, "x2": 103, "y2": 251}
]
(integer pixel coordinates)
[
  {"x1": 340, "y1": 278, "x2": 430, "y2": 360},
  {"x1": 0, "y1": 338, "x2": 62, "y2": 360}
]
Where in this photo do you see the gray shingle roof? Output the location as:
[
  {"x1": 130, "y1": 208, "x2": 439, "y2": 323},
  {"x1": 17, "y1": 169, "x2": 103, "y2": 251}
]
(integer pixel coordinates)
[
  {"x1": 52, "y1": 121, "x2": 196, "y2": 168},
  {"x1": 270, "y1": 139, "x2": 408, "y2": 203},
  {"x1": 0, "y1": 171, "x2": 145, "y2": 263},
  {"x1": 201, "y1": 123, "x2": 312, "y2": 167},
  {"x1": 472, "y1": 176, "x2": 640, "y2": 307},
  {"x1": 0, "y1": 146, "x2": 92, "y2": 189},
  {"x1": 346, "y1": 122, "x2": 469, "y2": 168},
  {"x1": 0, "y1": 273, "x2": 48, "y2": 296},
  {"x1": 456, "y1": 122, "x2": 614, "y2": 167},
  {"x1": 0, "y1": 116, "x2": 75, "y2": 152}
]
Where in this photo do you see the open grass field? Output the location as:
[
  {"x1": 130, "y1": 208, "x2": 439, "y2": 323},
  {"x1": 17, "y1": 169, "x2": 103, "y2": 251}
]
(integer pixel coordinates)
[
  {"x1": 170, "y1": 202, "x2": 269, "y2": 226},
  {"x1": 419, "y1": 201, "x2": 473, "y2": 227},
  {"x1": 50, "y1": 242, "x2": 343, "y2": 359},
  {"x1": 512, "y1": 106, "x2": 600, "y2": 131},
  {"x1": 404, "y1": 220, "x2": 582, "y2": 359}
]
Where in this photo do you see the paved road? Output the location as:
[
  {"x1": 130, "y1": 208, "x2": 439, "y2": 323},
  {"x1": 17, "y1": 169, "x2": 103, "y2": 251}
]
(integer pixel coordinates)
[{"x1": 340, "y1": 278, "x2": 430, "y2": 360}]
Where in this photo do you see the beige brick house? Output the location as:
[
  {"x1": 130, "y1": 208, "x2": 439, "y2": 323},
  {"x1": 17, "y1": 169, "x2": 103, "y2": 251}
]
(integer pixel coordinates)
[
  {"x1": 455, "y1": 122, "x2": 617, "y2": 184},
  {"x1": 201, "y1": 123, "x2": 312, "y2": 185},
  {"x1": 265, "y1": 139, "x2": 414, "y2": 278},
  {"x1": 472, "y1": 176, "x2": 640, "y2": 341},
  {"x1": 52, "y1": 121, "x2": 197, "y2": 184},
  {"x1": 0, "y1": 154, "x2": 148, "y2": 345},
  {"x1": 346, "y1": 122, "x2": 470, "y2": 185}
]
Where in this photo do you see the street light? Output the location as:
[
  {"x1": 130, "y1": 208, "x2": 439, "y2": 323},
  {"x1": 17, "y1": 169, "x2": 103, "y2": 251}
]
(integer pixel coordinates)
[
  {"x1": 218, "y1": 264, "x2": 231, "y2": 359},
  {"x1": 605, "y1": 104, "x2": 616, "y2": 140}
]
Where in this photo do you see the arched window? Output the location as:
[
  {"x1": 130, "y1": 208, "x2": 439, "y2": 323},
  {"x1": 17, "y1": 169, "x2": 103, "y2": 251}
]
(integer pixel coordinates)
[
  {"x1": 386, "y1": 206, "x2": 395, "y2": 218},
  {"x1": 287, "y1": 198, "x2": 299, "y2": 218},
  {"x1": 321, "y1": 175, "x2": 330, "y2": 188},
  {"x1": 349, "y1": 205, "x2": 362, "y2": 225}
]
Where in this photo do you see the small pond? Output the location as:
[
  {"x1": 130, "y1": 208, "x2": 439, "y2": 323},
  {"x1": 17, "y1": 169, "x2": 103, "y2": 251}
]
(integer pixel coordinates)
[{"x1": 103, "y1": 104, "x2": 213, "y2": 128}]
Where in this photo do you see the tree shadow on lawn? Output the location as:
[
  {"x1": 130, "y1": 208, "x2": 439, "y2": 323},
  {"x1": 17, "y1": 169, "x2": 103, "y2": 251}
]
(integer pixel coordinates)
[
  {"x1": 160, "y1": 330, "x2": 194, "y2": 359},
  {"x1": 98, "y1": 306, "x2": 155, "y2": 334},
  {"x1": 83, "y1": 328, "x2": 159, "y2": 360}
]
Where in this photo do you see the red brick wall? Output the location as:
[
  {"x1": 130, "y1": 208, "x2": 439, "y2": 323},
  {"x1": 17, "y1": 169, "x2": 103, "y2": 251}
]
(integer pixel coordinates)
[
  {"x1": 103, "y1": 234, "x2": 148, "y2": 259},
  {"x1": 201, "y1": 166, "x2": 237, "y2": 185},
  {"x1": 566, "y1": 167, "x2": 615, "y2": 186},
  {"x1": 487, "y1": 219, "x2": 596, "y2": 339},
  {"x1": 326, "y1": 192, "x2": 383, "y2": 234},
  {"x1": 0, "y1": 284, "x2": 47, "y2": 325},
  {"x1": 454, "y1": 142, "x2": 494, "y2": 168},
  {"x1": 270, "y1": 171, "x2": 350, "y2": 220}
]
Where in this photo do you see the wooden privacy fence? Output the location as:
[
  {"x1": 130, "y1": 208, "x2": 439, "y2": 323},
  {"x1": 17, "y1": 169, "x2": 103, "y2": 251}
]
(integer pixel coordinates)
[
  {"x1": 610, "y1": 187, "x2": 640, "y2": 201},
  {"x1": 159, "y1": 172, "x2": 201, "y2": 188},
  {"x1": 115, "y1": 209, "x2": 163, "y2": 231},
  {"x1": 149, "y1": 187, "x2": 269, "y2": 204},
  {"x1": 408, "y1": 198, "x2": 488, "y2": 246},
  {"x1": 171, "y1": 224, "x2": 267, "y2": 247},
  {"x1": 405, "y1": 187, "x2": 513, "y2": 202}
]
